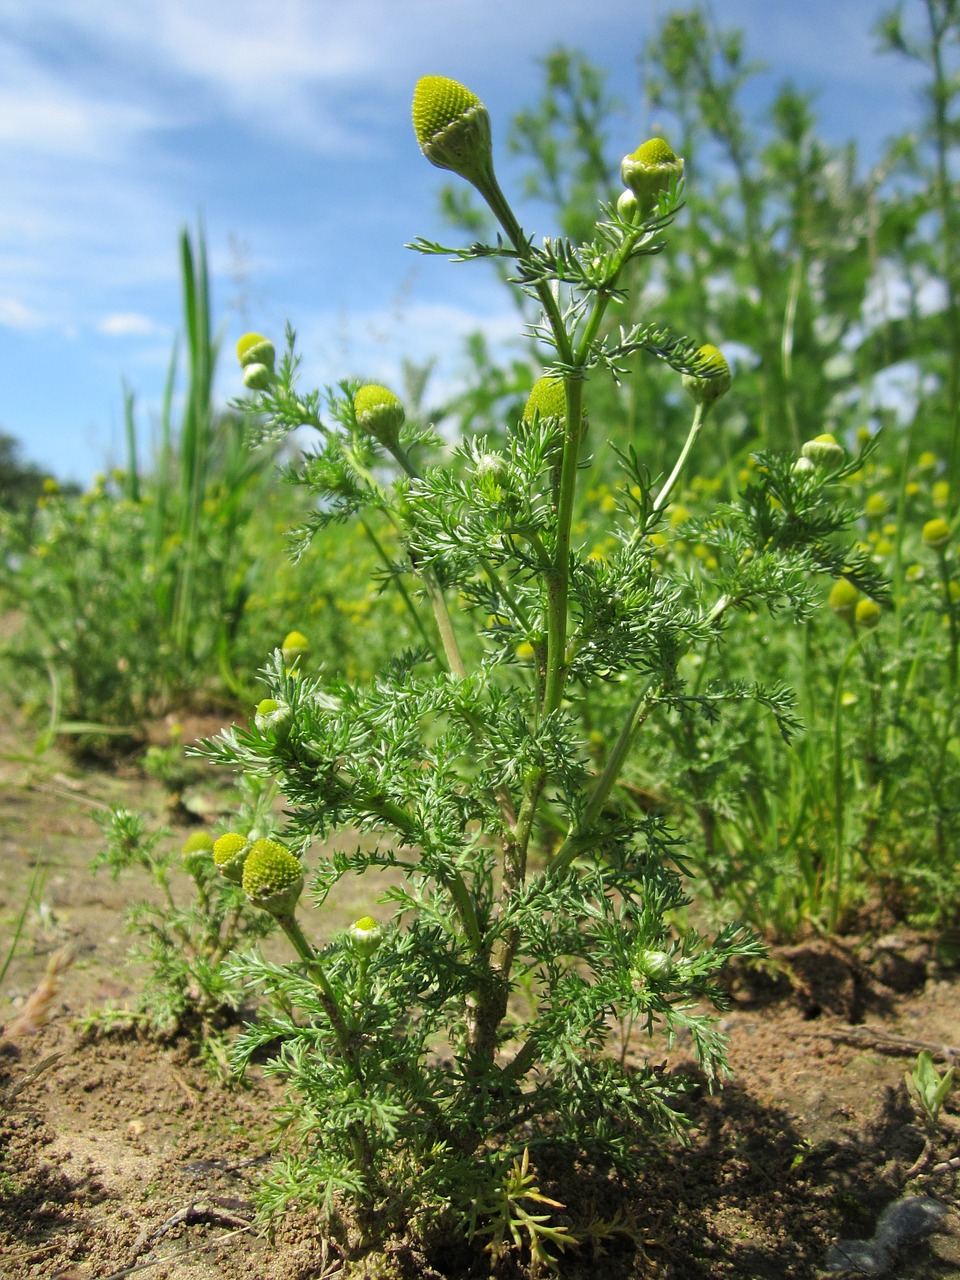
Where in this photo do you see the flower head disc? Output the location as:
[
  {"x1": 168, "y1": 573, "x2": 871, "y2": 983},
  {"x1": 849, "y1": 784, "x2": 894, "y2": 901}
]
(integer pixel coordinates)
[
  {"x1": 523, "y1": 376, "x2": 568, "y2": 425},
  {"x1": 412, "y1": 76, "x2": 493, "y2": 184},
  {"x1": 801, "y1": 434, "x2": 845, "y2": 470},
  {"x1": 620, "y1": 137, "x2": 684, "y2": 213},
  {"x1": 213, "y1": 832, "x2": 249, "y2": 884},
  {"x1": 242, "y1": 839, "x2": 304, "y2": 916},
  {"x1": 349, "y1": 915, "x2": 384, "y2": 958},
  {"x1": 923, "y1": 517, "x2": 951, "y2": 550},
  {"x1": 828, "y1": 578, "x2": 859, "y2": 620},
  {"x1": 354, "y1": 384, "x2": 405, "y2": 446},
  {"x1": 855, "y1": 598, "x2": 881, "y2": 630},
  {"x1": 181, "y1": 831, "x2": 214, "y2": 878},
  {"x1": 281, "y1": 630, "x2": 309, "y2": 668},
  {"x1": 236, "y1": 332, "x2": 275, "y2": 371},
  {"x1": 682, "y1": 344, "x2": 731, "y2": 406}
]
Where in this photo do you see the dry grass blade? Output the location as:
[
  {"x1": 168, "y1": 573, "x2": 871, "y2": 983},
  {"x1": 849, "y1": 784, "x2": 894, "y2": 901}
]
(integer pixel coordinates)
[{"x1": 2, "y1": 942, "x2": 77, "y2": 1042}]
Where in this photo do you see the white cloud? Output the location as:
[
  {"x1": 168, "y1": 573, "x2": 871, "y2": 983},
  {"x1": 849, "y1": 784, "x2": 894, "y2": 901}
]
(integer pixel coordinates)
[
  {"x1": 0, "y1": 298, "x2": 45, "y2": 329},
  {"x1": 97, "y1": 312, "x2": 161, "y2": 336}
]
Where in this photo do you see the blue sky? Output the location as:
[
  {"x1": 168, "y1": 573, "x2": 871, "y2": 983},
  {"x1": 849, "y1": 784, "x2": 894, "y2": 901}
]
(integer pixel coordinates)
[{"x1": 0, "y1": 0, "x2": 934, "y2": 483}]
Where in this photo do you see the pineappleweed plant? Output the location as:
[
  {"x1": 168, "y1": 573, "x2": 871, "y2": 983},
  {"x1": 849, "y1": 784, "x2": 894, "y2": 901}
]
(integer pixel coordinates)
[{"x1": 199, "y1": 76, "x2": 886, "y2": 1249}]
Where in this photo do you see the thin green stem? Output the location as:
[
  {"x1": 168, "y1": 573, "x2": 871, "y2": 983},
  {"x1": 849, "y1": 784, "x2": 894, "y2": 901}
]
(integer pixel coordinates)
[
  {"x1": 653, "y1": 402, "x2": 707, "y2": 514},
  {"x1": 359, "y1": 516, "x2": 439, "y2": 660}
]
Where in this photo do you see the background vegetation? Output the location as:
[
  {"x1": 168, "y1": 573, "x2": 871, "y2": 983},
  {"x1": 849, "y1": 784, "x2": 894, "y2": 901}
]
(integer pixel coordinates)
[{"x1": 1, "y1": 1, "x2": 958, "y2": 944}]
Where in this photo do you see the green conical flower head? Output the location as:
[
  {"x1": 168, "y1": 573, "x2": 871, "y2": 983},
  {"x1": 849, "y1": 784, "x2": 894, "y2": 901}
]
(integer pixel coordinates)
[
  {"x1": 255, "y1": 697, "x2": 291, "y2": 733},
  {"x1": 236, "y1": 333, "x2": 275, "y2": 371},
  {"x1": 681, "y1": 345, "x2": 731, "y2": 407},
  {"x1": 349, "y1": 915, "x2": 384, "y2": 959},
  {"x1": 213, "y1": 832, "x2": 249, "y2": 884},
  {"x1": 923, "y1": 518, "x2": 951, "y2": 550},
  {"x1": 412, "y1": 76, "x2": 493, "y2": 184},
  {"x1": 354, "y1": 384, "x2": 405, "y2": 447},
  {"x1": 801, "y1": 433, "x2": 845, "y2": 470},
  {"x1": 281, "y1": 630, "x2": 309, "y2": 668},
  {"x1": 241, "y1": 839, "x2": 304, "y2": 916},
  {"x1": 620, "y1": 137, "x2": 684, "y2": 213},
  {"x1": 828, "y1": 578, "x2": 859, "y2": 620},
  {"x1": 181, "y1": 831, "x2": 214, "y2": 878},
  {"x1": 523, "y1": 377, "x2": 569, "y2": 424},
  {"x1": 855, "y1": 598, "x2": 881, "y2": 629}
]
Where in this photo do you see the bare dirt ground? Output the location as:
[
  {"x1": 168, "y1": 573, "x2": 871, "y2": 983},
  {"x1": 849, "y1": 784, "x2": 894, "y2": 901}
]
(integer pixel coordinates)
[{"x1": 1, "y1": 719, "x2": 959, "y2": 1279}]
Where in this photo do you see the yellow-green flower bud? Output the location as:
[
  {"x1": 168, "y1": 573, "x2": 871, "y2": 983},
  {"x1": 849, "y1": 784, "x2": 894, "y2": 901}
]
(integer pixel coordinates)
[
  {"x1": 181, "y1": 831, "x2": 214, "y2": 878},
  {"x1": 349, "y1": 915, "x2": 384, "y2": 959},
  {"x1": 792, "y1": 456, "x2": 816, "y2": 477},
  {"x1": 681, "y1": 345, "x2": 731, "y2": 407},
  {"x1": 620, "y1": 138, "x2": 684, "y2": 213},
  {"x1": 242, "y1": 363, "x2": 273, "y2": 391},
  {"x1": 236, "y1": 333, "x2": 276, "y2": 371},
  {"x1": 923, "y1": 518, "x2": 951, "y2": 550},
  {"x1": 828, "y1": 578, "x2": 859, "y2": 620},
  {"x1": 801, "y1": 433, "x2": 845, "y2": 470},
  {"x1": 213, "y1": 832, "x2": 249, "y2": 884},
  {"x1": 412, "y1": 76, "x2": 493, "y2": 185},
  {"x1": 241, "y1": 839, "x2": 304, "y2": 916},
  {"x1": 281, "y1": 630, "x2": 309, "y2": 669},
  {"x1": 855, "y1": 598, "x2": 881, "y2": 629},
  {"x1": 523, "y1": 376, "x2": 571, "y2": 425},
  {"x1": 354, "y1": 384, "x2": 405, "y2": 447},
  {"x1": 255, "y1": 697, "x2": 291, "y2": 733}
]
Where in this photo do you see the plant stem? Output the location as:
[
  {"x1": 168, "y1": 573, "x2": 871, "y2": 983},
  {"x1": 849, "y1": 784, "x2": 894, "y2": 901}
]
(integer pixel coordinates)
[{"x1": 653, "y1": 401, "x2": 707, "y2": 514}]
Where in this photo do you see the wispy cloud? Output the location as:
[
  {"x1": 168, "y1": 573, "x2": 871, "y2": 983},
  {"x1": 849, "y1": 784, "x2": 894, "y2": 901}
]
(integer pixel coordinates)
[
  {"x1": 97, "y1": 312, "x2": 162, "y2": 336},
  {"x1": 0, "y1": 297, "x2": 46, "y2": 330}
]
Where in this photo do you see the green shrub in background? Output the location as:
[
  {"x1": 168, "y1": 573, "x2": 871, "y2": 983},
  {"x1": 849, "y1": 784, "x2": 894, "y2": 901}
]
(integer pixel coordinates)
[{"x1": 0, "y1": 230, "x2": 418, "y2": 734}]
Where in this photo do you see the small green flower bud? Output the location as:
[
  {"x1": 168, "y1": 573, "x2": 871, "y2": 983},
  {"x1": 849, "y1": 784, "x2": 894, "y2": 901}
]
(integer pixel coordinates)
[
  {"x1": 236, "y1": 333, "x2": 276, "y2": 371},
  {"x1": 616, "y1": 189, "x2": 640, "y2": 223},
  {"x1": 923, "y1": 518, "x2": 951, "y2": 550},
  {"x1": 828, "y1": 578, "x2": 859, "y2": 621},
  {"x1": 213, "y1": 832, "x2": 249, "y2": 884},
  {"x1": 349, "y1": 915, "x2": 384, "y2": 958},
  {"x1": 242, "y1": 362, "x2": 273, "y2": 391},
  {"x1": 681, "y1": 345, "x2": 731, "y2": 407},
  {"x1": 412, "y1": 76, "x2": 493, "y2": 185},
  {"x1": 281, "y1": 630, "x2": 310, "y2": 669},
  {"x1": 181, "y1": 831, "x2": 214, "y2": 878},
  {"x1": 354, "y1": 384, "x2": 405, "y2": 447},
  {"x1": 255, "y1": 697, "x2": 291, "y2": 733},
  {"x1": 855, "y1": 598, "x2": 881, "y2": 629},
  {"x1": 241, "y1": 839, "x2": 304, "y2": 916},
  {"x1": 620, "y1": 137, "x2": 684, "y2": 213},
  {"x1": 792, "y1": 456, "x2": 816, "y2": 477},
  {"x1": 801, "y1": 433, "x2": 845, "y2": 469},
  {"x1": 523, "y1": 377, "x2": 569, "y2": 424},
  {"x1": 634, "y1": 948, "x2": 674, "y2": 980}
]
